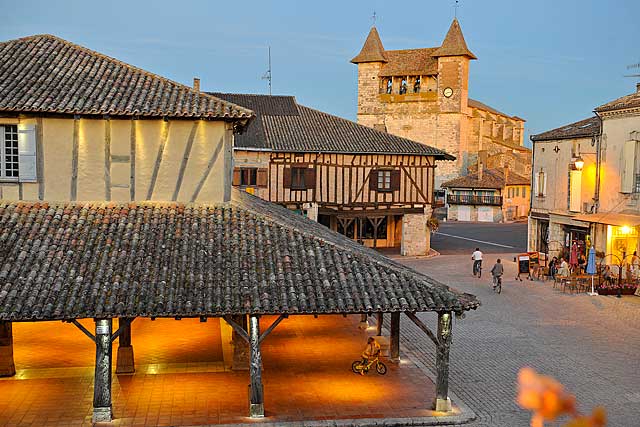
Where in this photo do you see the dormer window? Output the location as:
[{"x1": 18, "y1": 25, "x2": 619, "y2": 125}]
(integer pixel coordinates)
[
  {"x1": 414, "y1": 77, "x2": 421, "y2": 93},
  {"x1": 399, "y1": 78, "x2": 408, "y2": 95},
  {"x1": 386, "y1": 78, "x2": 392, "y2": 94}
]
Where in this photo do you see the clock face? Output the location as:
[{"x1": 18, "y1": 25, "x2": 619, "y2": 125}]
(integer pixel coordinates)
[{"x1": 443, "y1": 87, "x2": 454, "y2": 98}]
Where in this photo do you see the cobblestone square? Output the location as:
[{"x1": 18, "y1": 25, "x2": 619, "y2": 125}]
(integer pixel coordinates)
[{"x1": 396, "y1": 253, "x2": 640, "y2": 426}]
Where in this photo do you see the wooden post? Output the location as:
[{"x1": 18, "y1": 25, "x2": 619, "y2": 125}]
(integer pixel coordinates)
[
  {"x1": 434, "y1": 312, "x2": 453, "y2": 412},
  {"x1": 232, "y1": 315, "x2": 250, "y2": 370},
  {"x1": 248, "y1": 315, "x2": 264, "y2": 418},
  {"x1": 93, "y1": 319, "x2": 113, "y2": 423},
  {"x1": 116, "y1": 318, "x2": 135, "y2": 374},
  {"x1": 376, "y1": 312, "x2": 383, "y2": 336},
  {"x1": 358, "y1": 313, "x2": 369, "y2": 329},
  {"x1": 390, "y1": 312, "x2": 400, "y2": 362},
  {"x1": 0, "y1": 321, "x2": 16, "y2": 377}
]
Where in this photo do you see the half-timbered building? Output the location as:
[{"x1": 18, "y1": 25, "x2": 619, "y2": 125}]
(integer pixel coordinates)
[{"x1": 212, "y1": 93, "x2": 454, "y2": 256}]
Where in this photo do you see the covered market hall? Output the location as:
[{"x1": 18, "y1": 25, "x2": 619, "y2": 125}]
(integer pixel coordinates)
[{"x1": 0, "y1": 191, "x2": 479, "y2": 426}]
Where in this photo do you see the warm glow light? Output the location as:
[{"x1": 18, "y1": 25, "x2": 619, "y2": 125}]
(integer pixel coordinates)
[
  {"x1": 574, "y1": 156, "x2": 584, "y2": 171},
  {"x1": 620, "y1": 225, "x2": 631, "y2": 235}
]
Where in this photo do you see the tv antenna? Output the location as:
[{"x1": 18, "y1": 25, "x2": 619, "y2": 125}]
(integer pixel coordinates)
[
  {"x1": 262, "y1": 46, "x2": 272, "y2": 96},
  {"x1": 624, "y1": 62, "x2": 640, "y2": 78}
]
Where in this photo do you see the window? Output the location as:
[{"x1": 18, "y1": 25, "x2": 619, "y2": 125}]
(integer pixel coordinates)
[
  {"x1": 1, "y1": 125, "x2": 19, "y2": 180},
  {"x1": 399, "y1": 78, "x2": 407, "y2": 95},
  {"x1": 378, "y1": 170, "x2": 392, "y2": 190},
  {"x1": 413, "y1": 77, "x2": 421, "y2": 93},
  {"x1": 240, "y1": 168, "x2": 257, "y2": 186},
  {"x1": 232, "y1": 167, "x2": 267, "y2": 187},
  {"x1": 536, "y1": 170, "x2": 546, "y2": 197},
  {"x1": 515, "y1": 187, "x2": 520, "y2": 197},
  {"x1": 386, "y1": 78, "x2": 393, "y2": 94},
  {"x1": 291, "y1": 167, "x2": 306, "y2": 190}
]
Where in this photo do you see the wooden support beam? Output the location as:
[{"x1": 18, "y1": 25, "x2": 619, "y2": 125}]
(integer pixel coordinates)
[
  {"x1": 389, "y1": 313, "x2": 400, "y2": 362},
  {"x1": 405, "y1": 312, "x2": 439, "y2": 347},
  {"x1": 248, "y1": 315, "x2": 265, "y2": 418},
  {"x1": 258, "y1": 314, "x2": 287, "y2": 344},
  {"x1": 376, "y1": 313, "x2": 383, "y2": 336},
  {"x1": 434, "y1": 312, "x2": 453, "y2": 412},
  {"x1": 93, "y1": 319, "x2": 113, "y2": 423},
  {"x1": 116, "y1": 318, "x2": 135, "y2": 374},
  {"x1": 0, "y1": 321, "x2": 16, "y2": 377}
]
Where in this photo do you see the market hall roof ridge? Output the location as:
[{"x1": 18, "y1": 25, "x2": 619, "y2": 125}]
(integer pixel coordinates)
[{"x1": 0, "y1": 190, "x2": 479, "y2": 322}]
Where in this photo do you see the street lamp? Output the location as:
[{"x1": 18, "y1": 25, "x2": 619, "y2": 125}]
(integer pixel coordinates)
[{"x1": 574, "y1": 155, "x2": 584, "y2": 171}]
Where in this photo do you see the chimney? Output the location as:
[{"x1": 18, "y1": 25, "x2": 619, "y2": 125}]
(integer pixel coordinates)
[
  {"x1": 193, "y1": 77, "x2": 200, "y2": 92},
  {"x1": 478, "y1": 162, "x2": 483, "y2": 181},
  {"x1": 504, "y1": 165, "x2": 509, "y2": 186}
]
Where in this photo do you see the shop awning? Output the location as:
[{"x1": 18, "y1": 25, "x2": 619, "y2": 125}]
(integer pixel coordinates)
[{"x1": 573, "y1": 213, "x2": 640, "y2": 227}]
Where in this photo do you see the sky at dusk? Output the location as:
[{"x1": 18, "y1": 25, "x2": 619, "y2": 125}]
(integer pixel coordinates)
[{"x1": 1, "y1": 0, "x2": 638, "y2": 143}]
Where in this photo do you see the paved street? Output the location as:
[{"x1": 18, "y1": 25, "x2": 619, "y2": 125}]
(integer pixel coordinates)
[
  {"x1": 394, "y1": 253, "x2": 640, "y2": 427},
  {"x1": 431, "y1": 222, "x2": 528, "y2": 255}
]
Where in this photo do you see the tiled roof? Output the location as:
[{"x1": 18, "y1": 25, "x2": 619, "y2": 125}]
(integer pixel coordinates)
[
  {"x1": 211, "y1": 93, "x2": 455, "y2": 159},
  {"x1": 431, "y1": 18, "x2": 477, "y2": 60},
  {"x1": 530, "y1": 116, "x2": 600, "y2": 142},
  {"x1": 441, "y1": 168, "x2": 529, "y2": 189},
  {"x1": 379, "y1": 48, "x2": 438, "y2": 76},
  {"x1": 0, "y1": 34, "x2": 253, "y2": 120},
  {"x1": 0, "y1": 190, "x2": 479, "y2": 321},
  {"x1": 351, "y1": 27, "x2": 387, "y2": 63},
  {"x1": 469, "y1": 99, "x2": 512, "y2": 119},
  {"x1": 595, "y1": 90, "x2": 640, "y2": 113}
]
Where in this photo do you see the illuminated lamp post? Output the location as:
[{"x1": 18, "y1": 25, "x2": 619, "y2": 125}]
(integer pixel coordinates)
[{"x1": 574, "y1": 155, "x2": 585, "y2": 171}]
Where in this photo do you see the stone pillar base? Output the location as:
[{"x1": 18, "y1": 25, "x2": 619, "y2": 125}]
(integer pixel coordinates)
[
  {"x1": 93, "y1": 406, "x2": 113, "y2": 423},
  {"x1": 434, "y1": 397, "x2": 452, "y2": 412},
  {"x1": 115, "y1": 345, "x2": 135, "y2": 374},
  {"x1": 358, "y1": 314, "x2": 369, "y2": 330},
  {"x1": 249, "y1": 403, "x2": 265, "y2": 418},
  {"x1": 0, "y1": 346, "x2": 16, "y2": 377}
]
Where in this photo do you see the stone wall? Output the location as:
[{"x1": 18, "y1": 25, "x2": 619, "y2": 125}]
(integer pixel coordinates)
[{"x1": 401, "y1": 212, "x2": 428, "y2": 256}]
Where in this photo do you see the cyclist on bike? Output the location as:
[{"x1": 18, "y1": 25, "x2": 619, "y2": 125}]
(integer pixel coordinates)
[
  {"x1": 360, "y1": 337, "x2": 381, "y2": 375},
  {"x1": 491, "y1": 258, "x2": 504, "y2": 290},
  {"x1": 472, "y1": 247, "x2": 483, "y2": 277}
]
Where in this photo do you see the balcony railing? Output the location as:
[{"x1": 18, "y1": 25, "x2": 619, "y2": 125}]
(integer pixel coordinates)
[{"x1": 447, "y1": 194, "x2": 503, "y2": 206}]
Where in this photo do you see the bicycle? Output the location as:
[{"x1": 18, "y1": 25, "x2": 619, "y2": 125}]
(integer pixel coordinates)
[
  {"x1": 473, "y1": 260, "x2": 482, "y2": 278},
  {"x1": 493, "y1": 275, "x2": 502, "y2": 294},
  {"x1": 351, "y1": 354, "x2": 387, "y2": 375}
]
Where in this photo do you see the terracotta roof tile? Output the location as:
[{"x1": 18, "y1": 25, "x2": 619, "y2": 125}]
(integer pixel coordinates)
[
  {"x1": 351, "y1": 27, "x2": 387, "y2": 63},
  {"x1": 431, "y1": 18, "x2": 477, "y2": 59},
  {"x1": 531, "y1": 116, "x2": 600, "y2": 142},
  {"x1": 211, "y1": 92, "x2": 455, "y2": 159},
  {"x1": 0, "y1": 34, "x2": 253, "y2": 120},
  {"x1": 0, "y1": 190, "x2": 479, "y2": 321},
  {"x1": 379, "y1": 48, "x2": 438, "y2": 76},
  {"x1": 595, "y1": 90, "x2": 640, "y2": 113},
  {"x1": 441, "y1": 168, "x2": 529, "y2": 189}
]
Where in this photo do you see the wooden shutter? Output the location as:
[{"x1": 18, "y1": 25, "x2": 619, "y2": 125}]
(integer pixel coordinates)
[
  {"x1": 256, "y1": 169, "x2": 268, "y2": 187},
  {"x1": 569, "y1": 170, "x2": 582, "y2": 212},
  {"x1": 18, "y1": 124, "x2": 37, "y2": 182},
  {"x1": 621, "y1": 140, "x2": 636, "y2": 193},
  {"x1": 390, "y1": 170, "x2": 401, "y2": 191},
  {"x1": 369, "y1": 169, "x2": 378, "y2": 191},
  {"x1": 232, "y1": 168, "x2": 241, "y2": 186},
  {"x1": 283, "y1": 167, "x2": 292, "y2": 188},
  {"x1": 304, "y1": 167, "x2": 316, "y2": 189}
]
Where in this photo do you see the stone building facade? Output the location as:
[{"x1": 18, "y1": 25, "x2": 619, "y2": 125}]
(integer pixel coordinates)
[
  {"x1": 351, "y1": 19, "x2": 531, "y2": 188},
  {"x1": 529, "y1": 85, "x2": 640, "y2": 264}
]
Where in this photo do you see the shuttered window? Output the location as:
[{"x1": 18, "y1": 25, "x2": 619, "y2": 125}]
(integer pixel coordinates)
[
  {"x1": 232, "y1": 167, "x2": 268, "y2": 187},
  {"x1": 369, "y1": 169, "x2": 400, "y2": 192},
  {"x1": 283, "y1": 166, "x2": 316, "y2": 191},
  {"x1": 0, "y1": 125, "x2": 19, "y2": 180}
]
